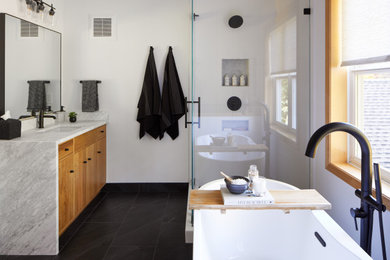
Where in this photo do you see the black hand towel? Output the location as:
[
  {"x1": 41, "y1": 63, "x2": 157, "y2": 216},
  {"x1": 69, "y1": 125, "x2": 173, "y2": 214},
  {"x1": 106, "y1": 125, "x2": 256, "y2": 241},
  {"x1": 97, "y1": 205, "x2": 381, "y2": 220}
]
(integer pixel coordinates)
[
  {"x1": 81, "y1": 80, "x2": 99, "y2": 112},
  {"x1": 160, "y1": 46, "x2": 186, "y2": 140},
  {"x1": 137, "y1": 46, "x2": 162, "y2": 139},
  {"x1": 27, "y1": 80, "x2": 47, "y2": 110}
]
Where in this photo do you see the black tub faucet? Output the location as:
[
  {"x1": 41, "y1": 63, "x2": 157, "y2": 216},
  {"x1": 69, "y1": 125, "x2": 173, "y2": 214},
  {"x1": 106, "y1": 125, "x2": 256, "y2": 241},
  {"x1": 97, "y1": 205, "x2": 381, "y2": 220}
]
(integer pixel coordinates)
[{"x1": 305, "y1": 122, "x2": 384, "y2": 256}]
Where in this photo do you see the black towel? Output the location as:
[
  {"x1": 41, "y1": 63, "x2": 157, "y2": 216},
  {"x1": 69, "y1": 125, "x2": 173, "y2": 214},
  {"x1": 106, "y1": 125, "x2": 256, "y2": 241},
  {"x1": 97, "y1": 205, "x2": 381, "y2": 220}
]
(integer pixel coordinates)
[
  {"x1": 81, "y1": 81, "x2": 99, "y2": 112},
  {"x1": 160, "y1": 46, "x2": 186, "y2": 140},
  {"x1": 27, "y1": 81, "x2": 47, "y2": 110},
  {"x1": 137, "y1": 46, "x2": 162, "y2": 139}
]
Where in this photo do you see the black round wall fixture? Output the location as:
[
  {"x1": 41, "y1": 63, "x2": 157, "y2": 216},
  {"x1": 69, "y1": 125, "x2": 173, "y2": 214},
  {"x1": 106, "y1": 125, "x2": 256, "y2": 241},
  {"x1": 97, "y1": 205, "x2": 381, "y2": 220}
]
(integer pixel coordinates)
[
  {"x1": 227, "y1": 96, "x2": 242, "y2": 111},
  {"x1": 228, "y1": 15, "x2": 243, "y2": 28}
]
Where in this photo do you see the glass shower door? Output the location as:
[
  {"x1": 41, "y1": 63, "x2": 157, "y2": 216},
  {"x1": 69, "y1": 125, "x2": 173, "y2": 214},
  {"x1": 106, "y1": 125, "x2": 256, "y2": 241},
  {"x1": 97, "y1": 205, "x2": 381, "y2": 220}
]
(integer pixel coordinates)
[{"x1": 191, "y1": 0, "x2": 311, "y2": 189}]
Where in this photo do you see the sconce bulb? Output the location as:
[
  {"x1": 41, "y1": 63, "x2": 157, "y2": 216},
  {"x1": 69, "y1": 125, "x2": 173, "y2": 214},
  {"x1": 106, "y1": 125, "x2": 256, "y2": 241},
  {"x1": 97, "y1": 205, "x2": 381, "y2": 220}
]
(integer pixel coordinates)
[
  {"x1": 38, "y1": 1, "x2": 45, "y2": 11},
  {"x1": 49, "y1": 4, "x2": 55, "y2": 16}
]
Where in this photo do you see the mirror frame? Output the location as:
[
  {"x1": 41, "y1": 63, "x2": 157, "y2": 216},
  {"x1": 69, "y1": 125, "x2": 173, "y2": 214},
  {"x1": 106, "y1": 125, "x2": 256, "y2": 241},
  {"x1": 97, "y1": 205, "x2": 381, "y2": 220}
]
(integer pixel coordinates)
[{"x1": 0, "y1": 13, "x2": 62, "y2": 117}]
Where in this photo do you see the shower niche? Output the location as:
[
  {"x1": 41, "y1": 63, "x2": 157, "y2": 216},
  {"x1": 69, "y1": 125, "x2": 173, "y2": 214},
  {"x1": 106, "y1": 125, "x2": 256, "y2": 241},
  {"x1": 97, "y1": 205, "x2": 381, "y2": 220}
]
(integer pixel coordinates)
[{"x1": 222, "y1": 59, "x2": 249, "y2": 87}]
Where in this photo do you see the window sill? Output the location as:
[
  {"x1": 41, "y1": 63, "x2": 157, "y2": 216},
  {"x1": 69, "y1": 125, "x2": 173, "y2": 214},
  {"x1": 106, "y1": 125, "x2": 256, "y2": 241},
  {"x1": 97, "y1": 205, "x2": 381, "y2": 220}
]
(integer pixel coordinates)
[
  {"x1": 326, "y1": 162, "x2": 390, "y2": 210},
  {"x1": 270, "y1": 123, "x2": 296, "y2": 143}
]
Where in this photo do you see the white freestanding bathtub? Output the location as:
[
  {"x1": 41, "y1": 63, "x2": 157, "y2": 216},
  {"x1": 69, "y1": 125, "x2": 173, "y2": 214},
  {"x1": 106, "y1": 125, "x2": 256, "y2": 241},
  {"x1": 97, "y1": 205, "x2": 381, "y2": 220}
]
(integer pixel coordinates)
[{"x1": 193, "y1": 179, "x2": 372, "y2": 260}]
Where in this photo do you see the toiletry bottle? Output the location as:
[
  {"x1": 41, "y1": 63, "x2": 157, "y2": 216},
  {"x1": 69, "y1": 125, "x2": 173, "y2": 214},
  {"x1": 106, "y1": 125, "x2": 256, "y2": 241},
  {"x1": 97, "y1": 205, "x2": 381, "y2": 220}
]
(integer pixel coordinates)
[
  {"x1": 248, "y1": 165, "x2": 259, "y2": 190},
  {"x1": 232, "y1": 74, "x2": 238, "y2": 86},
  {"x1": 224, "y1": 74, "x2": 230, "y2": 86},
  {"x1": 240, "y1": 74, "x2": 246, "y2": 86},
  {"x1": 56, "y1": 106, "x2": 66, "y2": 123}
]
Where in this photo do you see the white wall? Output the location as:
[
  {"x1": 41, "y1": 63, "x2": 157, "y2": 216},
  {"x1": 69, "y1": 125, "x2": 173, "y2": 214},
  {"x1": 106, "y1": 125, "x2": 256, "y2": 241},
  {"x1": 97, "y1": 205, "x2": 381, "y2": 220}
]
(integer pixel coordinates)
[
  {"x1": 0, "y1": 0, "x2": 63, "y2": 32},
  {"x1": 310, "y1": 1, "x2": 389, "y2": 259},
  {"x1": 62, "y1": 0, "x2": 191, "y2": 182},
  {"x1": 268, "y1": 0, "x2": 311, "y2": 189}
]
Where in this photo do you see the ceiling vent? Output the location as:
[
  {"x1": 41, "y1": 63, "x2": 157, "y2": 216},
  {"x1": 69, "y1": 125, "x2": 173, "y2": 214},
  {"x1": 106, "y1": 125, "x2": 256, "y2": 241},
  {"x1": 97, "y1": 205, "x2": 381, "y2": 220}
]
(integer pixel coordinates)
[
  {"x1": 20, "y1": 20, "x2": 39, "y2": 37},
  {"x1": 93, "y1": 18, "x2": 112, "y2": 37}
]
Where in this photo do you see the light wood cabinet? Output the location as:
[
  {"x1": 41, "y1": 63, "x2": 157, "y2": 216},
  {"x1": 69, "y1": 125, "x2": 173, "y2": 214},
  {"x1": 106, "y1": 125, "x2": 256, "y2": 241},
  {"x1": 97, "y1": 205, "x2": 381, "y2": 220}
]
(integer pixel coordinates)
[
  {"x1": 58, "y1": 125, "x2": 106, "y2": 235},
  {"x1": 59, "y1": 155, "x2": 75, "y2": 234},
  {"x1": 85, "y1": 143, "x2": 97, "y2": 203},
  {"x1": 96, "y1": 137, "x2": 106, "y2": 192},
  {"x1": 74, "y1": 149, "x2": 86, "y2": 216}
]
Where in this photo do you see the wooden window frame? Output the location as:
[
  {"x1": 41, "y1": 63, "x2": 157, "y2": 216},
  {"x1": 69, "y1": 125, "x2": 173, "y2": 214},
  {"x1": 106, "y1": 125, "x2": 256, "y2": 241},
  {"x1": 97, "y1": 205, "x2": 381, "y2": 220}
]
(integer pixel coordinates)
[{"x1": 326, "y1": 0, "x2": 390, "y2": 209}]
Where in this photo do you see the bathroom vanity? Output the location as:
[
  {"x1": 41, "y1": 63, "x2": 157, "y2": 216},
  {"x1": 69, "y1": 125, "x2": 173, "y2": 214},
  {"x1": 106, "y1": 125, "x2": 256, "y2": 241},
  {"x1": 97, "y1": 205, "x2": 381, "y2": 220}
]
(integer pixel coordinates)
[
  {"x1": 0, "y1": 121, "x2": 106, "y2": 255},
  {"x1": 58, "y1": 124, "x2": 106, "y2": 235}
]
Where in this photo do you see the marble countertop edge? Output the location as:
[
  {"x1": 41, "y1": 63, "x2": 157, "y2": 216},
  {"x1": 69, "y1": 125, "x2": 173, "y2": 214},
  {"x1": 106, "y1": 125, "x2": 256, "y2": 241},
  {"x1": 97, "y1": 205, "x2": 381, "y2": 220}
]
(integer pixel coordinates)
[{"x1": 0, "y1": 120, "x2": 107, "y2": 144}]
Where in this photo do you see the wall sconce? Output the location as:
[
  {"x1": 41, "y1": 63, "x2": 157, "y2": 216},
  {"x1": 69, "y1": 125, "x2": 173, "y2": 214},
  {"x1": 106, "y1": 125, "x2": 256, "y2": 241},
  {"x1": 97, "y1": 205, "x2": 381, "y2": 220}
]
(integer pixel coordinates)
[{"x1": 25, "y1": 0, "x2": 55, "y2": 16}]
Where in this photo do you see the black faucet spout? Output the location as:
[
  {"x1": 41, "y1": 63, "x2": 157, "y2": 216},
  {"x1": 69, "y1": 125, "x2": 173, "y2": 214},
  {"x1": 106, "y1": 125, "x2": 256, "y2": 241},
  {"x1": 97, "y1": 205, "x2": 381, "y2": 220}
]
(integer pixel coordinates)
[{"x1": 305, "y1": 122, "x2": 374, "y2": 254}]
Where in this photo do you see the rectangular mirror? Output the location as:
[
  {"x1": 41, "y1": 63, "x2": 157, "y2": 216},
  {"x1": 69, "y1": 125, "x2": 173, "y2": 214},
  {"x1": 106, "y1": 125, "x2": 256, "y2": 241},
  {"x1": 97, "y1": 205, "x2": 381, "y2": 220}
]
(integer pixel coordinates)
[{"x1": 0, "y1": 13, "x2": 61, "y2": 119}]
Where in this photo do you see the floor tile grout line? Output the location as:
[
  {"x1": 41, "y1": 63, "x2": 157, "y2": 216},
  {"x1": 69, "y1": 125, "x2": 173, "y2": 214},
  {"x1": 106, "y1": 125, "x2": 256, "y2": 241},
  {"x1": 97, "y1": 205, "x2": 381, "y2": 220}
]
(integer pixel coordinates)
[
  {"x1": 83, "y1": 192, "x2": 139, "y2": 224},
  {"x1": 59, "y1": 192, "x2": 109, "y2": 253},
  {"x1": 152, "y1": 192, "x2": 172, "y2": 260},
  {"x1": 102, "y1": 191, "x2": 141, "y2": 260},
  {"x1": 82, "y1": 192, "x2": 109, "y2": 224}
]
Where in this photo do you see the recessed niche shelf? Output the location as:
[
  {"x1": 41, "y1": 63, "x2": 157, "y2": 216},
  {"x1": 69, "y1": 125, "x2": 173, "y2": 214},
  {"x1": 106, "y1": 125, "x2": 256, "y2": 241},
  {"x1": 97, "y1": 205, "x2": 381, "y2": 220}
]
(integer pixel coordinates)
[{"x1": 222, "y1": 59, "x2": 249, "y2": 87}]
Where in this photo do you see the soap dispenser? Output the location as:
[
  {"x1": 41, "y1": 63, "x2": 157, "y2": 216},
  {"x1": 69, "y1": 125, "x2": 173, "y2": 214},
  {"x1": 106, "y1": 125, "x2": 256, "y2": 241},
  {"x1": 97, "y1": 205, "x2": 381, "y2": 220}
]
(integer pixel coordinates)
[{"x1": 56, "y1": 106, "x2": 66, "y2": 123}]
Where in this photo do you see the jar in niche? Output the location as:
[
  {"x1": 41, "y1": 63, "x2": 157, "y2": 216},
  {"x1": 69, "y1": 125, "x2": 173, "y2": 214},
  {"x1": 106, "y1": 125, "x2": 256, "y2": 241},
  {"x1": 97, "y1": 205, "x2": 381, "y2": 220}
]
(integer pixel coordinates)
[
  {"x1": 240, "y1": 74, "x2": 246, "y2": 86},
  {"x1": 224, "y1": 74, "x2": 230, "y2": 86},
  {"x1": 232, "y1": 74, "x2": 238, "y2": 86}
]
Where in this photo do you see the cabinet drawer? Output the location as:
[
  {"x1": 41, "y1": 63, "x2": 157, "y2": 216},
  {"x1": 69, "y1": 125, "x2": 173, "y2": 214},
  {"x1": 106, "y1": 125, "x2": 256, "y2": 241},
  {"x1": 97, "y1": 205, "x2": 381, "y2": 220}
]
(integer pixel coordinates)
[
  {"x1": 94, "y1": 125, "x2": 106, "y2": 140},
  {"x1": 59, "y1": 140, "x2": 73, "y2": 159},
  {"x1": 74, "y1": 125, "x2": 106, "y2": 151},
  {"x1": 74, "y1": 131, "x2": 93, "y2": 152}
]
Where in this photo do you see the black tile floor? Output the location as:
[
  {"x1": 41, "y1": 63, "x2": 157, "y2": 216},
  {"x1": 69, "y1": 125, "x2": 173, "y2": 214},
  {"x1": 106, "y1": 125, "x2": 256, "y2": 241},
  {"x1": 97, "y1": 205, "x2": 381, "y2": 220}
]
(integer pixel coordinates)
[{"x1": 3, "y1": 191, "x2": 192, "y2": 260}]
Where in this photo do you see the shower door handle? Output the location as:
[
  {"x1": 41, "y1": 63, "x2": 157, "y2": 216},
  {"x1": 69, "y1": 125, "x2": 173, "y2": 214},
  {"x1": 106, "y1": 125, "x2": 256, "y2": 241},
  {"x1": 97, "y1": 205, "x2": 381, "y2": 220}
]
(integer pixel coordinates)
[{"x1": 184, "y1": 97, "x2": 201, "y2": 128}]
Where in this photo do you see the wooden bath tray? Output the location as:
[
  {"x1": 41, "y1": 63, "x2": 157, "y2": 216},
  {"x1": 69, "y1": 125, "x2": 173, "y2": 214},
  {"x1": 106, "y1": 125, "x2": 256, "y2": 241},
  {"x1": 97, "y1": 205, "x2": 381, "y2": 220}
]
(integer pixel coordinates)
[{"x1": 189, "y1": 189, "x2": 331, "y2": 211}]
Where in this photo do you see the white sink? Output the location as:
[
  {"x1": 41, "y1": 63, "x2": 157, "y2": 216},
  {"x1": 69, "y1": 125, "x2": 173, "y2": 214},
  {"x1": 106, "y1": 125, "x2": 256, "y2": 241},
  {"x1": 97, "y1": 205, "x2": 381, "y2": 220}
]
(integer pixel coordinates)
[{"x1": 39, "y1": 125, "x2": 81, "y2": 133}]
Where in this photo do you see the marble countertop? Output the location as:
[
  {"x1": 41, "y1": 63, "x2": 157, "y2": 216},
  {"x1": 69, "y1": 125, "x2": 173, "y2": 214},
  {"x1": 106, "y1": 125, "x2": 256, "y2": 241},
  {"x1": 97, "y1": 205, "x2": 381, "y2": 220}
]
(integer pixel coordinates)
[{"x1": 0, "y1": 120, "x2": 107, "y2": 144}]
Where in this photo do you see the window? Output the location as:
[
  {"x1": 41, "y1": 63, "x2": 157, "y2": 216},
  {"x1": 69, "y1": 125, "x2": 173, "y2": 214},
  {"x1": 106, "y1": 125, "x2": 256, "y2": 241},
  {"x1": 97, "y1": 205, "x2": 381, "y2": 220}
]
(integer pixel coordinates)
[
  {"x1": 349, "y1": 66, "x2": 390, "y2": 182},
  {"x1": 273, "y1": 74, "x2": 296, "y2": 130},
  {"x1": 326, "y1": 0, "x2": 390, "y2": 208},
  {"x1": 269, "y1": 17, "x2": 297, "y2": 138}
]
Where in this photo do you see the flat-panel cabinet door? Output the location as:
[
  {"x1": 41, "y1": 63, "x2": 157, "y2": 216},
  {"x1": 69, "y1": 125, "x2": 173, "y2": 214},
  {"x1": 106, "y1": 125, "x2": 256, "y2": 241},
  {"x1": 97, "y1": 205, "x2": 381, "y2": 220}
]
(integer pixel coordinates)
[
  {"x1": 96, "y1": 137, "x2": 106, "y2": 191},
  {"x1": 74, "y1": 150, "x2": 86, "y2": 216},
  {"x1": 85, "y1": 143, "x2": 97, "y2": 202},
  {"x1": 59, "y1": 155, "x2": 75, "y2": 235}
]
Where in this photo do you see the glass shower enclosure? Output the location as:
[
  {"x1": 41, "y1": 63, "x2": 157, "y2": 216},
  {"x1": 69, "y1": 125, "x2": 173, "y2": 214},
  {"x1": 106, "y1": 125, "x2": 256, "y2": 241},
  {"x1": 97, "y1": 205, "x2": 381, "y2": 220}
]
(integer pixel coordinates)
[{"x1": 189, "y1": 0, "x2": 311, "y2": 190}]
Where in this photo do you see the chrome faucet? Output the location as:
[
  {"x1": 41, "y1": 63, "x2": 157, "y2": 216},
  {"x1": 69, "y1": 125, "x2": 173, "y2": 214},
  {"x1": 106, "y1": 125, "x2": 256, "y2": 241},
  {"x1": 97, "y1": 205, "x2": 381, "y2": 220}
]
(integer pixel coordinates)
[{"x1": 305, "y1": 122, "x2": 386, "y2": 256}]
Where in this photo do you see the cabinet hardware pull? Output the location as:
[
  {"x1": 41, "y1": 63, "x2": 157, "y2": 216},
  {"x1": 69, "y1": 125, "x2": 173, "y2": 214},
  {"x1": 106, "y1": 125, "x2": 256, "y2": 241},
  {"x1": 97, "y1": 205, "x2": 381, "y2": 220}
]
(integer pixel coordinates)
[
  {"x1": 101, "y1": 130, "x2": 104, "y2": 133},
  {"x1": 65, "y1": 148, "x2": 69, "y2": 151},
  {"x1": 97, "y1": 151, "x2": 101, "y2": 154},
  {"x1": 70, "y1": 170, "x2": 74, "y2": 173},
  {"x1": 83, "y1": 161, "x2": 87, "y2": 164},
  {"x1": 88, "y1": 158, "x2": 92, "y2": 160}
]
